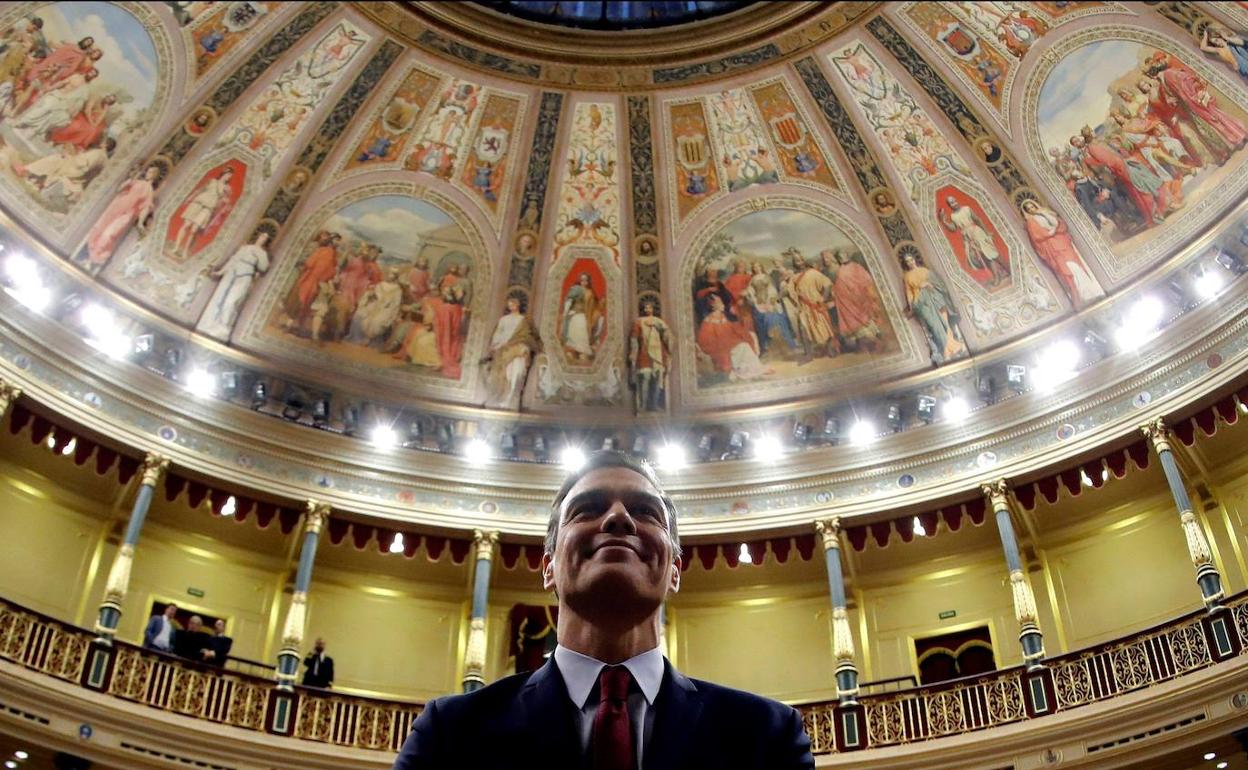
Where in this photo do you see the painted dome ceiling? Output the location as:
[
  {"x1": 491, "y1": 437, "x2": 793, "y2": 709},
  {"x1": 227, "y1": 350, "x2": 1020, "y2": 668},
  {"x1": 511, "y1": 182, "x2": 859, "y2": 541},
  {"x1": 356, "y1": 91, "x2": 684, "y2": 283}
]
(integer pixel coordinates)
[{"x1": 1, "y1": 0, "x2": 1247, "y2": 525}]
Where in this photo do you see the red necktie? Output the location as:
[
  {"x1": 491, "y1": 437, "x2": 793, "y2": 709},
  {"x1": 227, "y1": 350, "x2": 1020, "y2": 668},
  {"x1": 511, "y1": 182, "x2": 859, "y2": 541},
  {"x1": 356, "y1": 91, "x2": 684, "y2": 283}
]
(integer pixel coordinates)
[{"x1": 592, "y1": 666, "x2": 634, "y2": 770}]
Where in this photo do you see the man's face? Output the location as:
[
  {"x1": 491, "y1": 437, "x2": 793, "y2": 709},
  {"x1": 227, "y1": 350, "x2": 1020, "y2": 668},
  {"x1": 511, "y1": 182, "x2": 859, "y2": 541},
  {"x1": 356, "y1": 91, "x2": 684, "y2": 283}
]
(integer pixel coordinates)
[
  {"x1": 315, "y1": 639, "x2": 325, "y2": 653},
  {"x1": 188, "y1": 617, "x2": 202, "y2": 632},
  {"x1": 214, "y1": 619, "x2": 225, "y2": 634},
  {"x1": 542, "y1": 467, "x2": 680, "y2": 617},
  {"x1": 164, "y1": 605, "x2": 177, "y2": 618}
]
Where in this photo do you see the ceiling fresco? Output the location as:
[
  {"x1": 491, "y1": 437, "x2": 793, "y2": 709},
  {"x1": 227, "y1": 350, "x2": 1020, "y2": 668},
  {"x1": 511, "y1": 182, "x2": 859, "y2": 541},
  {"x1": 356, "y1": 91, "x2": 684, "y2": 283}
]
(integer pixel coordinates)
[{"x1": 0, "y1": 0, "x2": 1246, "y2": 470}]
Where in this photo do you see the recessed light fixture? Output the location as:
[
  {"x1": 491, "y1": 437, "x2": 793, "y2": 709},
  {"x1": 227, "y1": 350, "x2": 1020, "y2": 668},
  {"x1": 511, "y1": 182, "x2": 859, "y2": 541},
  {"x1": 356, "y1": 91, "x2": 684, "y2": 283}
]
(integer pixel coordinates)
[
  {"x1": 370, "y1": 425, "x2": 399, "y2": 450},
  {"x1": 753, "y1": 434, "x2": 783, "y2": 462},
  {"x1": 12, "y1": 752, "x2": 26, "y2": 760},
  {"x1": 221, "y1": 496, "x2": 237, "y2": 517},
  {"x1": 464, "y1": 438, "x2": 493, "y2": 465},
  {"x1": 913, "y1": 516, "x2": 927, "y2": 537},
  {"x1": 848, "y1": 420, "x2": 877, "y2": 446},
  {"x1": 1204, "y1": 753, "x2": 1216, "y2": 761},
  {"x1": 737, "y1": 543, "x2": 752, "y2": 564},
  {"x1": 389, "y1": 532, "x2": 405, "y2": 554},
  {"x1": 560, "y1": 445, "x2": 587, "y2": 472},
  {"x1": 185, "y1": 368, "x2": 215, "y2": 398},
  {"x1": 655, "y1": 443, "x2": 687, "y2": 471},
  {"x1": 943, "y1": 397, "x2": 970, "y2": 422}
]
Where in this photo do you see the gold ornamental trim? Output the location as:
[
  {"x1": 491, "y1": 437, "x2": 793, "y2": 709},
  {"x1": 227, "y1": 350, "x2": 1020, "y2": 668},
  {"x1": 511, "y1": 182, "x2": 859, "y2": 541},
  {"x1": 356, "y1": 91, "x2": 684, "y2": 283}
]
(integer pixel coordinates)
[
  {"x1": 814, "y1": 518, "x2": 841, "y2": 552},
  {"x1": 0, "y1": 379, "x2": 20, "y2": 417},
  {"x1": 463, "y1": 616, "x2": 487, "y2": 678},
  {"x1": 1179, "y1": 510, "x2": 1215, "y2": 570},
  {"x1": 304, "y1": 501, "x2": 331, "y2": 536},
  {"x1": 102, "y1": 543, "x2": 135, "y2": 606},
  {"x1": 139, "y1": 453, "x2": 169, "y2": 488},
  {"x1": 280, "y1": 590, "x2": 308, "y2": 651},
  {"x1": 981, "y1": 479, "x2": 1010, "y2": 514},
  {"x1": 831, "y1": 606, "x2": 856, "y2": 663},
  {"x1": 1141, "y1": 418, "x2": 1172, "y2": 455},
  {"x1": 1009, "y1": 569, "x2": 1039, "y2": 628},
  {"x1": 473, "y1": 530, "x2": 499, "y2": 563}
]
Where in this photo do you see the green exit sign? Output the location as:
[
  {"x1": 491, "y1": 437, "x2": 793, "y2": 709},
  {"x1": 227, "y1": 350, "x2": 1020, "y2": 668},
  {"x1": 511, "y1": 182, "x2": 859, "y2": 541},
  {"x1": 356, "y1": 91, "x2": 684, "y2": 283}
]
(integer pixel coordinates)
[
  {"x1": 939, "y1": 610, "x2": 957, "y2": 620},
  {"x1": 187, "y1": 587, "x2": 205, "y2": 598}
]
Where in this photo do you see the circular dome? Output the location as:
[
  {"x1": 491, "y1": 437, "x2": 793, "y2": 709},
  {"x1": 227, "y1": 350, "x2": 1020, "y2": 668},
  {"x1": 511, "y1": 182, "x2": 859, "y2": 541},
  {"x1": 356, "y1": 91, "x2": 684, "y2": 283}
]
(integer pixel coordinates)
[{"x1": 0, "y1": 0, "x2": 1245, "y2": 535}]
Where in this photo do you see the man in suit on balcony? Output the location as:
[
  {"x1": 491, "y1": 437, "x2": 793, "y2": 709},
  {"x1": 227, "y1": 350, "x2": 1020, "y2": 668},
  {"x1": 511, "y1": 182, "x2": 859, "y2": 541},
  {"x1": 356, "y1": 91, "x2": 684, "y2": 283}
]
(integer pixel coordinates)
[
  {"x1": 143, "y1": 603, "x2": 178, "y2": 653},
  {"x1": 392, "y1": 450, "x2": 814, "y2": 770},
  {"x1": 302, "y1": 638, "x2": 335, "y2": 688}
]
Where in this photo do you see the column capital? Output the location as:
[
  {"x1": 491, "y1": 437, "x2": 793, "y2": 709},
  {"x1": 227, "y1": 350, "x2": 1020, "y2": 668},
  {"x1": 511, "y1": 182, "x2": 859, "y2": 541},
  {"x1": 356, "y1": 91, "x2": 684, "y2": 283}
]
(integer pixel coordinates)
[
  {"x1": 139, "y1": 453, "x2": 169, "y2": 487},
  {"x1": 0, "y1": 380, "x2": 21, "y2": 416},
  {"x1": 303, "y1": 500, "x2": 331, "y2": 535},
  {"x1": 814, "y1": 517, "x2": 841, "y2": 551},
  {"x1": 473, "y1": 529, "x2": 500, "y2": 562},
  {"x1": 1141, "y1": 417, "x2": 1171, "y2": 453},
  {"x1": 981, "y1": 479, "x2": 1010, "y2": 510}
]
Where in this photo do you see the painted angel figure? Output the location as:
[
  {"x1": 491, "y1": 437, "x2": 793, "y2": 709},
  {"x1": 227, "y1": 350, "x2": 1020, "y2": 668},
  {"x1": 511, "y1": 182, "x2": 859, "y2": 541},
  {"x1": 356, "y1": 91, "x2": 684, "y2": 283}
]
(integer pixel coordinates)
[{"x1": 196, "y1": 230, "x2": 270, "y2": 340}]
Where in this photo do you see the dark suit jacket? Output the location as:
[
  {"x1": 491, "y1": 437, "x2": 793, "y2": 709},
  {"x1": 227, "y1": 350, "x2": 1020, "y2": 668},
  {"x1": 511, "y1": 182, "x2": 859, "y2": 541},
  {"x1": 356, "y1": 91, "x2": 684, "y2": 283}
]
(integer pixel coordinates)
[
  {"x1": 391, "y1": 658, "x2": 813, "y2": 770},
  {"x1": 302, "y1": 653, "x2": 334, "y2": 688},
  {"x1": 206, "y1": 634, "x2": 233, "y2": 666},
  {"x1": 173, "y1": 629, "x2": 212, "y2": 661}
]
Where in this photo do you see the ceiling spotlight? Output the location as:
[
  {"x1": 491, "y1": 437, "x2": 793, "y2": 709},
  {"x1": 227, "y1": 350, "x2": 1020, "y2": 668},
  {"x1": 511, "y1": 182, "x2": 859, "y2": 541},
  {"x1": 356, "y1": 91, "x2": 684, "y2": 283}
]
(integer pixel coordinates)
[
  {"x1": 560, "y1": 445, "x2": 587, "y2": 471},
  {"x1": 792, "y1": 421, "x2": 810, "y2": 443},
  {"x1": 696, "y1": 433, "x2": 715, "y2": 461},
  {"x1": 1006, "y1": 365, "x2": 1027, "y2": 393},
  {"x1": 821, "y1": 416, "x2": 840, "y2": 445},
  {"x1": 13, "y1": 752, "x2": 27, "y2": 760},
  {"x1": 370, "y1": 425, "x2": 399, "y2": 449},
  {"x1": 221, "y1": 495, "x2": 237, "y2": 517},
  {"x1": 1204, "y1": 753, "x2": 1216, "y2": 761},
  {"x1": 753, "y1": 434, "x2": 783, "y2": 462},
  {"x1": 886, "y1": 403, "x2": 903, "y2": 432},
  {"x1": 916, "y1": 395, "x2": 936, "y2": 424},
  {"x1": 389, "y1": 532, "x2": 405, "y2": 554},
  {"x1": 1032, "y1": 340, "x2": 1081, "y2": 392},
  {"x1": 311, "y1": 398, "x2": 330, "y2": 429},
  {"x1": 1217, "y1": 762, "x2": 1228, "y2": 770},
  {"x1": 342, "y1": 405, "x2": 360, "y2": 436},
  {"x1": 61, "y1": 437, "x2": 76, "y2": 456},
  {"x1": 4, "y1": 760, "x2": 15, "y2": 769},
  {"x1": 88, "y1": 331, "x2": 132, "y2": 360},
  {"x1": 1081, "y1": 328, "x2": 1109, "y2": 360},
  {"x1": 656, "y1": 442, "x2": 687, "y2": 471},
  {"x1": 500, "y1": 432, "x2": 518, "y2": 459},
  {"x1": 1194, "y1": 268, "x2": 1225, "y2": 300},
  {"x1": 405, "y1": 417, "x2": 423, "y2": 445},
  {"x1": 281, "y1": 394, "x2": 304, "y2": 422},
  {"x1": 1114, "y1": 295, "x2": 1165, "y2": 352},
  {"x1": 912, "y1": 516, "x2": 927, "y2": 537},
  {"x1": 976, "y1": 375, "x2": 996, "y2": 404},
  {"x1": 848, "y1": 420, "x2": 877, "y2": 446},
  {"x1": 1216, "y1": 246, "x2": 1246, "y2": 274},
  {"x1": 220, "y1": 370, "x2": 240, "y2": 396},
  {"x1": 250, "y1": 381, "x2": 267, "y2": 409},
  {"x1": 464, "y1": 437, "x2": 493, "y2": 465},
  {"x1": 164, "y1": 347, "x2": 183, "y2": 375},
  {"x1": 601, "y1": 436, "x2": 618, "y2": 451},
  {"x1": 3, "y1": 252, "x2": 37, "y2": 285},
  {"x1": 185, "y1": 368, "x2": 215, "y2": 398},
  {"x1": 532, "y1": 433, "x2": 548, "y2": 462},
  {"x1": 737, "y1": 543, "x2": 752, "y2": 565},
  {"x1": 943, "y1": 396, "x2": 970, "y2": 422},
  {"x1": 80, "y1": 302, "x2": 115, "y2": 331},
  {"x1": 723, "y1": 430, "x2": 748, "y2": 460},
  {"x1": 3, "y1": 253, "x2": 51, "y2": 313},
  {"x1": 631, "y1": 435, "x2": 648, "y2": 455},
  {"x1": 435, "y1": 422, "x2": 454, "y2": 451},
  {"x1": 133, "y1": 333, "x2": 155, "y2": 354}
]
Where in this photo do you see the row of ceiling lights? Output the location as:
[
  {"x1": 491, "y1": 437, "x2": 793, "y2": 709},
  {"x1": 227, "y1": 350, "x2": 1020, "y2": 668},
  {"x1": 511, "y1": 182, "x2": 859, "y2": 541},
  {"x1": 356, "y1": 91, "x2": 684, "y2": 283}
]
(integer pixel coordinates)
[{"x1": 4, "y1": 243, "x2": 1247, "y2": 471}]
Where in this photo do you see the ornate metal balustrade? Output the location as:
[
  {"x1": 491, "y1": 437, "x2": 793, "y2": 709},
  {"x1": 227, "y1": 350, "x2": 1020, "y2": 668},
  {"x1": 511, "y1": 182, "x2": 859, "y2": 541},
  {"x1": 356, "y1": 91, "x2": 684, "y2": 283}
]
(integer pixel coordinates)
[
  {"x1": 0, "y1": 599, "x2": 422, "y2": 752},
  {"x1": 799, "y1": 595, "x2": 1248, "y2": 754},
  {"x1": 1, "y1": 594, "x2": 1246, "y2": 756}
]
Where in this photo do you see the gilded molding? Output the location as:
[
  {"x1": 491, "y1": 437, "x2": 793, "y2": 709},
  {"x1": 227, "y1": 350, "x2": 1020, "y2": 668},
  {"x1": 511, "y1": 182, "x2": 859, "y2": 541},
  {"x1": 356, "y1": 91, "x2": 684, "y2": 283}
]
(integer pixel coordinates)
[
  {"x1": 463, "y1": 616, "x2": 487, "y2": 681},
  {"x1": 981, "y1": 480, "x2": 1010, "y2": 513},
  {"x1": 831, "y1": 606, "x2": 856, "y2": 664},
  {"x1": 139, "y1": 453, "x2": 170, "y2": 488},
  {"x1": 280, "y1": 590, "x2": 308, "y2": 651},
  {"x1": 1008, "y1": 569, "x2": 1039, "y2": 628},
  {"x1": 473, "y1": 529, "x2": 499, "y2": 563},
  {"x1": 814, "y1": 517, "x2": 841, "y2": 552},
  {"x1": 1141, "y1": 418, "x2": 1172, "y2": 455},
  {"x1": 0, "y1": 379, "x2": 19, "y2": 417},
  {"x1": 303, "y1": 500, "x2": 331, "y2": 536},
  {"x1": 101, "y1": 543, "x2": 135, "y2": 608},
  {"x1": 1179, "y1": 510, "x2": 1216, "y2": 570}
]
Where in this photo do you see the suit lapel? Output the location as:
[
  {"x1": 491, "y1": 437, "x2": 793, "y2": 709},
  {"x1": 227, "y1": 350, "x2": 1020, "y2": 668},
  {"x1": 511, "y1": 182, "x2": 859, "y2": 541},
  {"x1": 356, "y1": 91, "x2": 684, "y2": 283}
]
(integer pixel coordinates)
[
  {"x1": 518, "y1": 659, "x2": 583, "y2": 769},
  {"x1": 644, "y1": 661, "x2": 703, "y2": 770}
]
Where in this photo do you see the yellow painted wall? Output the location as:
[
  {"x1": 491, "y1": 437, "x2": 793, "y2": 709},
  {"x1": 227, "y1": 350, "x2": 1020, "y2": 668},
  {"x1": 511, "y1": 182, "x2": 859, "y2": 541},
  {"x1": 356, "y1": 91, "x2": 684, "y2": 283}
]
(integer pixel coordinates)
[
  {"x1": 302, "y1": 570, "x2": 463, "y2": 700},
  {"x1": 670, "y1": 590, "x2": 837, "y2": 702},
  {"x1": 0, "y1": 475, "x2": 104, "y2": 620}
]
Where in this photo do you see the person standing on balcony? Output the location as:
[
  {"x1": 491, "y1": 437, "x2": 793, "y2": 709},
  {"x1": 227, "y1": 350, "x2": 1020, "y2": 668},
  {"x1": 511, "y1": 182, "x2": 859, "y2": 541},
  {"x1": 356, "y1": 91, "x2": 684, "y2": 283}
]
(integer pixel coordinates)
[
  {"x1": 302, "y1": 638, "x2": 335, "y2": 688},
  {"x1": 174, "y1": 615, "x2": 212, "y2": 662},
  {"x1": 203, "y1": 619, "x2": 233, "y2": 667},
  {"x1": 392, "y1": 451, "x2": 814, "y2": 769},
  {"x1": 142, "y1": 603, "x2": 178, "y2": 653}
]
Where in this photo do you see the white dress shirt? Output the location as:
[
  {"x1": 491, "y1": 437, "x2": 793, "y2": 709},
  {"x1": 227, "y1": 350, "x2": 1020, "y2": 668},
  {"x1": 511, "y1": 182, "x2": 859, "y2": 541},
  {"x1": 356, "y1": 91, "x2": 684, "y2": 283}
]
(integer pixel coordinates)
[
  {"x1": 153, "y1": 616, "x2": 174, "y2": 650},
  {"x1": 553, "y1": 644, "x2": 665, "y2": 769}
]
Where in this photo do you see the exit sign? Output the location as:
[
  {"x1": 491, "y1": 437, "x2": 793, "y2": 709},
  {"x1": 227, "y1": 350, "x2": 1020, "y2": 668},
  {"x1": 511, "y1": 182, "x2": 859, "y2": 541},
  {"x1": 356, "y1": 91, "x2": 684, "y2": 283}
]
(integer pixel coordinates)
[
  {"x1": 187, "y1": 587, "x2": 205, "y2": 598},
  {"x1": 939, "y1": 610, "x2": 957, "y2": 620}
]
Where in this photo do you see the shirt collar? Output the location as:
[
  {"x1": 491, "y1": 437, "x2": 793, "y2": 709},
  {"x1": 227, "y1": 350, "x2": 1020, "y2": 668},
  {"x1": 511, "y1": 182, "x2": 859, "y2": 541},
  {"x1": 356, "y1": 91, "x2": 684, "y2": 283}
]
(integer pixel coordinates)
[{"x1": 553, "y1": 645, "x2": 664, "y2": 708}]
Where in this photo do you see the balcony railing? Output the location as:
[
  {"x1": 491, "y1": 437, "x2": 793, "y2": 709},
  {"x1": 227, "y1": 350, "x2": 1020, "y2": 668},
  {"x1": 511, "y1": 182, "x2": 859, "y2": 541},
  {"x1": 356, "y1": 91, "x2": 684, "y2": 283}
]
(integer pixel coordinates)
[
  {"x1": 0, "y1": 600, "x2": 422, "y2": 752},
  {"x1": 1, "y1": 593, "x2": 1245, "y2": 756}
]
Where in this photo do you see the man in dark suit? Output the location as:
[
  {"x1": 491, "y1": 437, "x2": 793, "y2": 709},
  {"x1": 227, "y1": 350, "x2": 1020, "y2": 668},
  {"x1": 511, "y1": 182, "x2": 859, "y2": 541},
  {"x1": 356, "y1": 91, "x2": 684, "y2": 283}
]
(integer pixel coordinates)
[
  {"x1": 204, "y1": 619, "x2": 233, "y2": 666},
  {"x1": 392, "y1": 451, "x2": 813, "y2": 769},
  {"x1": 173, "y1": 615, "x2": 212, "y2": 662},
  {"x1": 302, "y1": 638, "x2": 334, "y2": 688}
]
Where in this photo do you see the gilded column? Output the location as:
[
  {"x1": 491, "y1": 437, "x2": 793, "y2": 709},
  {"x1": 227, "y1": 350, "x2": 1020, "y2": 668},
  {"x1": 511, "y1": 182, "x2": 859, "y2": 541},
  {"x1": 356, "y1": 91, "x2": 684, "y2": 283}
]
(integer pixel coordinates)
[
  {"x1": 815, "y1": 518, "x2": 860, "y2": 703},
  {"x1": 463, "y1": 529, "x2": 498, "y2": 692},
  {"x1": 983, "y1": 481, "x2": 1045, "y2": 668},
  {"x1": 93, "y1": 453, "x2": 168, "y2": 644},
  {"x1": 1142, "y1": 419, "x2": 1225, "y2": 608},
  {"x1": 0, "y1": 380, "x2": 20, "y2": 418},
  {"x1": 275, "y1": 500, "x2": 330, "y2": 690}
]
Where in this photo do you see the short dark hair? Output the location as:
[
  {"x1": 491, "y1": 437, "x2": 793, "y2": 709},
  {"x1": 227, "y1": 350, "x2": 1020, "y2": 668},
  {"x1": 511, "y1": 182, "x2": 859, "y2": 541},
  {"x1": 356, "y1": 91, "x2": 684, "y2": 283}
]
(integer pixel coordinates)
[{"x1": 546, "y1": 450, "x2": 681, "y2": 559}]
